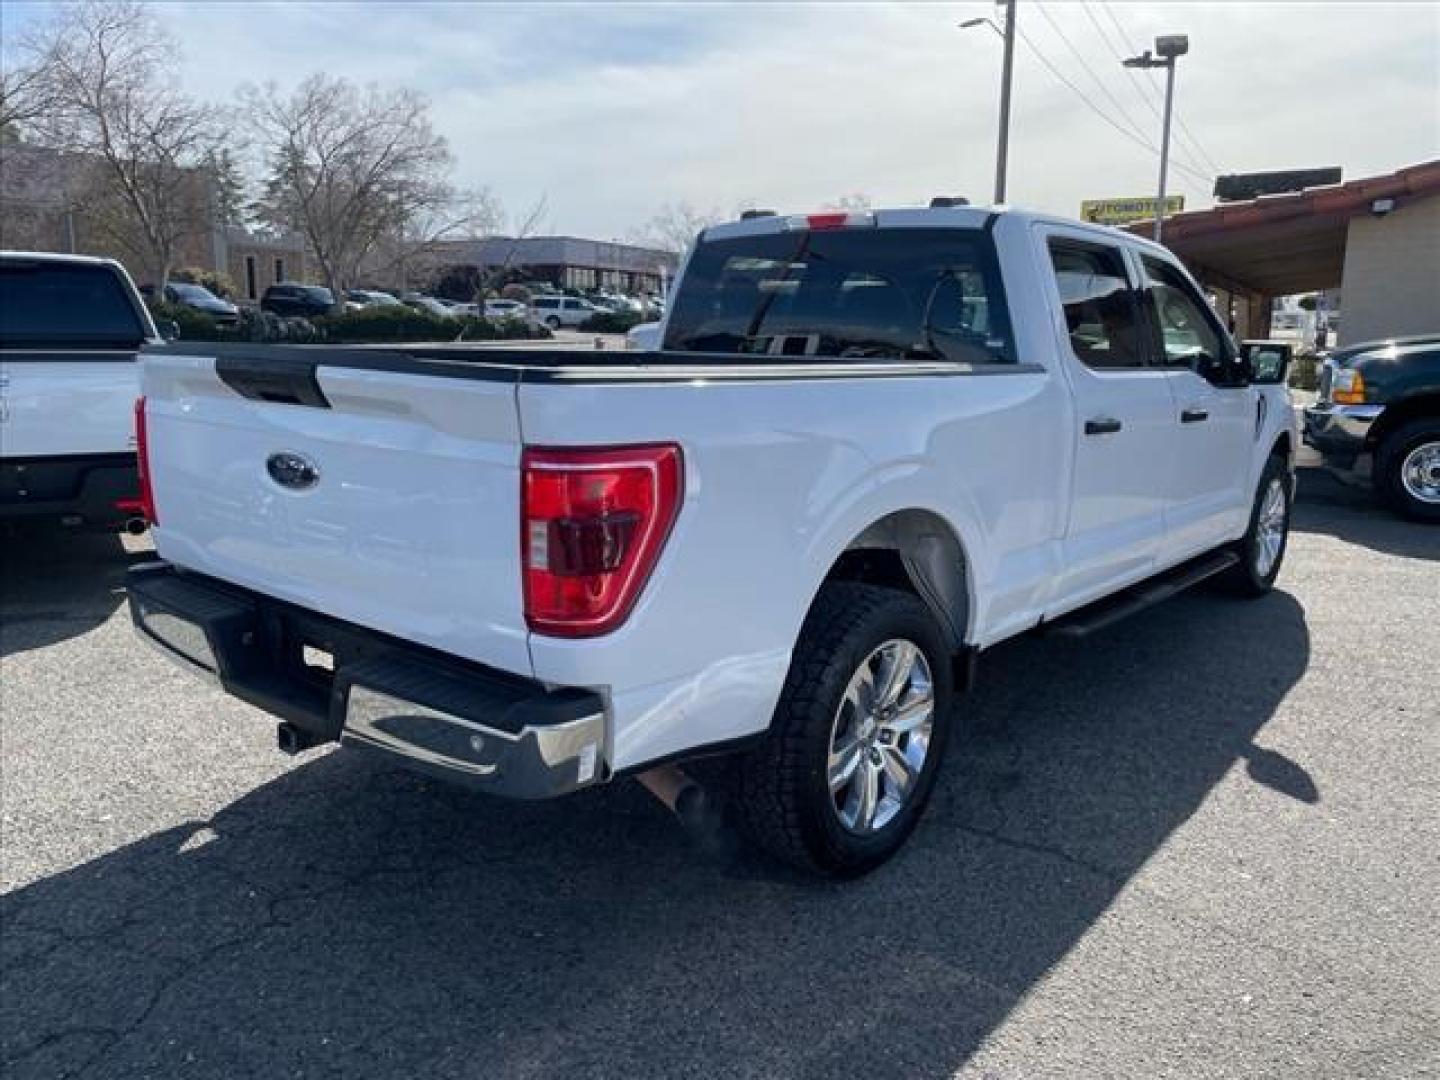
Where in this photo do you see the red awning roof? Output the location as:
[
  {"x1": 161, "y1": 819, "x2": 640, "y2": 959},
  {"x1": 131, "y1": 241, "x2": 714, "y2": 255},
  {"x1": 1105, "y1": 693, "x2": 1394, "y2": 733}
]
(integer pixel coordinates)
[{"x1": 1125, "y1": 159, "x2": 1440, "y2": 296}]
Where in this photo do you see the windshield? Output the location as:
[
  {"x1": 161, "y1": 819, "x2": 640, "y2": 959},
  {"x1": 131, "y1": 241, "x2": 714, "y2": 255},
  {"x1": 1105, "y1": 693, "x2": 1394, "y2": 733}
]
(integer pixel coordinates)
[
  {"x1": 664, "y1": 227, "x2": 1014, "y2": 364},
  {"x1": 302, "y1": 287, "x2": 334, "y2": 303},
  {"x1": 171, "y1": 283, "x2": 216, "y2": 301}
]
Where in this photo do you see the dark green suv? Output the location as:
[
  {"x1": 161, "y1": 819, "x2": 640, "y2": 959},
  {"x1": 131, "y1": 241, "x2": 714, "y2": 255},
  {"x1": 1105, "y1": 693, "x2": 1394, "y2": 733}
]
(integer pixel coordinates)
[{"x1": 1303, "y1": 334, "x2": 1440, "y2": 522}]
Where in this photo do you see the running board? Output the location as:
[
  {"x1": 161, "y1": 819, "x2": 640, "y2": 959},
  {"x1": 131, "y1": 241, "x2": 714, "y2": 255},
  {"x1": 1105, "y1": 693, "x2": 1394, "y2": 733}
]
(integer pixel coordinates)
[{"x1": 1043, "y1": 550, "x2": 1240, "y2": 640}]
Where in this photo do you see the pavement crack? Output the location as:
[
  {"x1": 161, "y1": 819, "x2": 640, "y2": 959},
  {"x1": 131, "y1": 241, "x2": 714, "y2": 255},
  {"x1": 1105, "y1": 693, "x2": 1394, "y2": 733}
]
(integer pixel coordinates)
[{"x1": 952, "y1": 821, "x2": 1127, "y2": 884}]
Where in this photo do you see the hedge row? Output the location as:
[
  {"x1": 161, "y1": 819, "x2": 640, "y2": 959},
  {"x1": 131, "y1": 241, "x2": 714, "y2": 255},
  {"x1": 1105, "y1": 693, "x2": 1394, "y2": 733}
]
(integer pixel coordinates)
[
  {"x1": 147, "y1": 301, "x2": 552, "y2": 345},
  {"x1": 579, "y1": 310, "x2": 648, "y2": 334}
]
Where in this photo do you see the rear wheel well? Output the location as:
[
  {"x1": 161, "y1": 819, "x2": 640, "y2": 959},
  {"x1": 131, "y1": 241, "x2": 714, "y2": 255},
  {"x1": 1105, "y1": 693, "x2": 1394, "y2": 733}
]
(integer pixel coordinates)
[
  {"x1": 1369, "y1": 394, "x2": 1440, "y2": 450},
  {"x1": 821, "y1": 510, "x2": 970, "y2": 650},
  {"x1": 1271, "y1": 430, "x2": 1292, "y2": 461}
]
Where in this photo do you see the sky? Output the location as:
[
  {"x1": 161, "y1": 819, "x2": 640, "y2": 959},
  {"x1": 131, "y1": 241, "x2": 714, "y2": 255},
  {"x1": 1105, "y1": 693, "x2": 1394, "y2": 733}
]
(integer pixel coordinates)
[{"x1": 4, "y1": 1, "x2": 1438, "y2": 239}]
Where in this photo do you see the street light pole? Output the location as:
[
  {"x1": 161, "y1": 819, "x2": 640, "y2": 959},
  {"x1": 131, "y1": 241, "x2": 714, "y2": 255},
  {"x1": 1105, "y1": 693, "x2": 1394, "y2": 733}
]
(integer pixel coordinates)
[
  {"x1": 994, "y1": 0, "x2": 1016, "y2": 204},
  {"x1": 1124, "y1": 34, "x2": 1189, "y2": 243},
  {"x1": 960, "y1": 2, "x2": 1018, "y2": 205},
  {"x1": 1155, "y1": 58, "x2": 1177, "y2": 243}
]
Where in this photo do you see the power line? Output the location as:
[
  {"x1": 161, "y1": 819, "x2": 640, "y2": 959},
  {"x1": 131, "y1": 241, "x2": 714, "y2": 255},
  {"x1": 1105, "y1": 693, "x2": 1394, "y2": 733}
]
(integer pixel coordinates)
[
  {"x1": 1033, "y1": 1, "x2": 1151, "y2": 145},
  {"x1": 1081, "y1": 0, "x2": 1214, "y2": 178},
  {"x1": 1098, "y1": 0, "x2": 1223, "y2": 177},
  {"x1": 1096, "y1": 0, "x2": 1220, "y2": 176},
  {"x1": 1012, "y1": 20, "x2": 1212, "y2": 188}
]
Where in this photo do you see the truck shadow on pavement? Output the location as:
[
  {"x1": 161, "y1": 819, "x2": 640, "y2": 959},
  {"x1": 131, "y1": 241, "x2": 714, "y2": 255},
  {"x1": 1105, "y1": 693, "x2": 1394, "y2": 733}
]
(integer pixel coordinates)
[
  {"x1": 2, "y1": 589, "x2": 1312, "y2": 1079},
  {"x1": 0, "y1": 527, "x2": 150, "y2": 659}
]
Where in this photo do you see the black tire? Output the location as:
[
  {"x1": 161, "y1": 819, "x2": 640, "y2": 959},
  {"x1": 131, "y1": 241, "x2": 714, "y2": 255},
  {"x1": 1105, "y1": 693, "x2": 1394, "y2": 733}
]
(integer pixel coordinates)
[
  {"x1": 545, "y1": 315, "x2": 561, "y2": 330},
  {"x1": 1219, "y1": 454, "x2": 1293, "y2": 597},
  {"x1": 732, "y1": 582, "x2": 954, "y2": 877},
  {"x1": 1375, "y1": 419, "x2": 1440, "y2": 524}
]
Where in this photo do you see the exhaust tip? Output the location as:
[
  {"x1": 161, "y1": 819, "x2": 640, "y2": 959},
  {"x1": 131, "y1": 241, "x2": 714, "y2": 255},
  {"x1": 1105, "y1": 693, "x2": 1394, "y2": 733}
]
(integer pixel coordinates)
[
  {"x1": 277, "y1": 722, "x2": 310, "y2": 756},
  {"x1": 124, "y1": 517, "x2": 149, "y2": 536}
]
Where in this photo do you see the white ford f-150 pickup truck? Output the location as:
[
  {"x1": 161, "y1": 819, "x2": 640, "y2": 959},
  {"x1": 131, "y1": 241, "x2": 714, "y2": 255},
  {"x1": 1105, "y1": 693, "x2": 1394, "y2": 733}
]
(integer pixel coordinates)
[
  {"x1": 1, "y1": 252, "x2": 160, "y2": 532},
  {"x1": 127, "y1": 206, "x2": 1296, "y2": 876}
]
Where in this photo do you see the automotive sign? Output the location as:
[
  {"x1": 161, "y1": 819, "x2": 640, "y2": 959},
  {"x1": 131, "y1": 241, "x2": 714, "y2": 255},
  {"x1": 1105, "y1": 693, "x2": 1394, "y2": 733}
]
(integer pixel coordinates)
[{"x1": 1080, "y1": 196, "x2": 1185, "y2": 226}]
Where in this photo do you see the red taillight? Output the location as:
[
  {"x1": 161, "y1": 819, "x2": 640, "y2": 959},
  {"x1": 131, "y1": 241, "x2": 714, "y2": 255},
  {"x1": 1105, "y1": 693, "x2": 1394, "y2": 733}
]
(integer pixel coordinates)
[
  {"x1": 135, "y1": 396, "x2": 158, "y2": 525},
  {"x1": 522, "y1": 444, "x2": 683, "y2": 638}
]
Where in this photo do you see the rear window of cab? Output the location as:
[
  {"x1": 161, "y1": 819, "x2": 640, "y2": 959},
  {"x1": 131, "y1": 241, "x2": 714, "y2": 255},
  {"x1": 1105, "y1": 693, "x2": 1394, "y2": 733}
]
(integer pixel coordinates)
[
  {"x1": 0, "y1": 261, "x2": 146, "y2": 349},
  {"x1": 664, "y1": 227, "x2": 1015, "y2": 365}
]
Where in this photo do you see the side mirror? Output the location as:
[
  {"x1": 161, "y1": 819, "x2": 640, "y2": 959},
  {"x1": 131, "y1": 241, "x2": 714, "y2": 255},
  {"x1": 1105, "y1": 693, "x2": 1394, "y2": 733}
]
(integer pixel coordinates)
[
  {"x1": 1196, "y1": 350, "x2": 1249, "y2": 388},
  {"x1": 160, "y1": 319, "x2": 181, "y2": 342},
  {"x1": 1241, "y1": 342, "x2": 1292, "y2": 385}
]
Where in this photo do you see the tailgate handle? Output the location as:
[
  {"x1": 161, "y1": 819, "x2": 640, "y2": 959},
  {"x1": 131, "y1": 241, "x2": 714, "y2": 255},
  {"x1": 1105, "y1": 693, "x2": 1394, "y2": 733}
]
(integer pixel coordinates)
[{"x1": 216, "y1": 355, "x2": 330, "y2": 408}]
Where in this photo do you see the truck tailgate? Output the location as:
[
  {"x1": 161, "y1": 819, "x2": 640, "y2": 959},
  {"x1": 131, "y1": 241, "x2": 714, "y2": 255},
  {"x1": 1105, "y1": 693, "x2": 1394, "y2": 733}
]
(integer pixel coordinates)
[{"x1": 142, "y1": 350, "x2": 531, "y2": 677}]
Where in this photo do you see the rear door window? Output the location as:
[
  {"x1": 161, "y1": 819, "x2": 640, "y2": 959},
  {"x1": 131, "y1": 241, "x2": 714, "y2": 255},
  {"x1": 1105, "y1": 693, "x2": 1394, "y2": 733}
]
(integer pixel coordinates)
[
  {"x1": 0, "y1": 261, "x2": 146, "y2": 349},
  {"x1": 664, "y1": 227, "x2": 1014, "y2": 364},
  {"x1": 1046, "y1": 242, "x2": 1146, "y2": 369}
]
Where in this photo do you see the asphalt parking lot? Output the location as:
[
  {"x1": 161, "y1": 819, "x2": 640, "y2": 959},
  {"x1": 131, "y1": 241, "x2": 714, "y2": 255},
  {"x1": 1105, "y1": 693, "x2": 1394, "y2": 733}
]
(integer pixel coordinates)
[{"x1": 2, "y1": 467, "x2": 1437, "y2": 1080}]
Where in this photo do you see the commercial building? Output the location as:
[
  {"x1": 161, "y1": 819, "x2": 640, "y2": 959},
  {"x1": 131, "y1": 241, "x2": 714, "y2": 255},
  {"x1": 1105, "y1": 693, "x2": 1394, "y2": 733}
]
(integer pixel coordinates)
[
  {"x1": 0, "y1": 142, "x2": 308, "y2": 297},
  {"x1": 1127, "y1": 160, "x2": 1440, "y2": 346},
  {"x1": 415, "y1": 235, "x2": 679, "y2": 296}
]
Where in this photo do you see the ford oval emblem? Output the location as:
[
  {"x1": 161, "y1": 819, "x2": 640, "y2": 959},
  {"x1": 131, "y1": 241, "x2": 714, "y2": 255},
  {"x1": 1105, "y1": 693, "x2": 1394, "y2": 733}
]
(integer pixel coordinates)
[{"x1": 266, "y1": 451, "x2": 320, "y2": 491}]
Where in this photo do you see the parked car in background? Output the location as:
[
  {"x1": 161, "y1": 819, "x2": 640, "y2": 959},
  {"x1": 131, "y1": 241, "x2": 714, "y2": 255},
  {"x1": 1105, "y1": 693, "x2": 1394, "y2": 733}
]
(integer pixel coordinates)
[
  {"x1": 591, "y1": 292, "x2": 642, "y2": 314},
  {"x1": 1, "y1": 252, "x2": 157, "y2": 532},
  {"x1": 126, "y1": 205, "x2": 1297, "y2": 876},
  {"x1": 346, "y1": 289, "x2": 402, "y2": 308},
  {"x1": 626, "y1": 320, "x2": 662, "y2": 350},
  {"x1": 1304, "y1": 334, "x2": 1440, "y2": 522},
  {"x1": 261, "y1": 283, "x2": 335, "y2": 319},
  {"x1": 140, "y1": 282, "x2": 240, "y2": 327},
  {"x1": 531, "y1": 295, "x2": 605, "y2": 328},
  {"x1": 403, "y1": 296, "x2": 456, "y2": 319},
  {"x1": 484, "y1": 299, "x2": 529, "y2": 320}
]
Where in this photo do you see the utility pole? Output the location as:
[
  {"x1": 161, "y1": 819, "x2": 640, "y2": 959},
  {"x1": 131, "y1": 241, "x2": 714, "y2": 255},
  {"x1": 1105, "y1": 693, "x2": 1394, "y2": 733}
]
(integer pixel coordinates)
[
  {"x1": 1124, "y1": 34, "x2": 1189, "y2": 242},
  {"x1": 995, "y1": 0, "x2": 1017, "y2": 204},
  {"x1": 960, "y1": 0, "x2": 1018, "y2": 205}
]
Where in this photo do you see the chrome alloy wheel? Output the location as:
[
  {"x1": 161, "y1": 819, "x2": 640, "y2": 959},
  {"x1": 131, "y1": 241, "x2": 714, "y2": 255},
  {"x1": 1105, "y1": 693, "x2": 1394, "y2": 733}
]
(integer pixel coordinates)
[
  {"x1": 1400, "y1": 440, "x2": 1440, "y2": 505},
  {"x1": 827, "y1": 639, "x2": 935, "y2": 835},
  {"x1": 1254, "y1": 477, "x2": 1288, "y2": 578}
]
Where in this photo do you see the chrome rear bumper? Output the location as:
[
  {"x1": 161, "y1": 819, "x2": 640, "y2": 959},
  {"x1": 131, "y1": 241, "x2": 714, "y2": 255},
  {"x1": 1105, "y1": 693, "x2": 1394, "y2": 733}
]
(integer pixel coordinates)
[
  {"x1": 127, "y1": 561, "x2": 607, "y2": 800},
  {"x1": 342, "y1": 685, "x2": 603, "y2": 798}
]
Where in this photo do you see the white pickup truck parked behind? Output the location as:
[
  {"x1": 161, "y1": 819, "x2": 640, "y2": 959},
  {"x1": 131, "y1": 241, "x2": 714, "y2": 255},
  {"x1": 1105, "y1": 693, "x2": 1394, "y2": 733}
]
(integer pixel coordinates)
[
  {"x1": 127, "y1": 206, "x2": 1296, "y2": 876},
  {"x1": 1, "y1": 252, "x2": 159, "y2": 533}
]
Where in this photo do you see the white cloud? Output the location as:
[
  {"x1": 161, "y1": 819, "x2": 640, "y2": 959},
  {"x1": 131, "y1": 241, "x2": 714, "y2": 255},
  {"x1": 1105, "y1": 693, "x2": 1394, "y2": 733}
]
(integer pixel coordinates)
[{"x1": 61, "y1": 1, "x2": 1440, "y2": 235}]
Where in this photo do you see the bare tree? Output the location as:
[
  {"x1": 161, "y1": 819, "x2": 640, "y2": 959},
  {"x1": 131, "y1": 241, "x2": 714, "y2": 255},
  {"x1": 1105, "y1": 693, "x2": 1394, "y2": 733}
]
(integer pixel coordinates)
[
  {"x1": 375, "y1": 185, "x2": 505, "y2": 293},
  {"x1": 629, "y1": 201, "x2": 725, "y2": 255},
  {"x1": 244, "y1": 74, "x2": 463, "y2": 307},
  {"x1": 23, "y1": 0, "x2": 223, "y2": 286},
  {"x1": 0, "y1": 51, "x2": 62, "y2": 138},
  {"x1": 471, "y1": 194, "x2": 550, "y2": 298}
]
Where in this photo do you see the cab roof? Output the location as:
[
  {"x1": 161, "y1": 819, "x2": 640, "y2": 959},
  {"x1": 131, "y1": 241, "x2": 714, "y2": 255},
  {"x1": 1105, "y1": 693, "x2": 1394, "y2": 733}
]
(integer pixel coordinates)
[
  {"x1": 700, "y1": 205, "x2": 1171, "y2": 257},
  {"x1": 0, "y1": 250, "x2": 127, "y2": 268}
]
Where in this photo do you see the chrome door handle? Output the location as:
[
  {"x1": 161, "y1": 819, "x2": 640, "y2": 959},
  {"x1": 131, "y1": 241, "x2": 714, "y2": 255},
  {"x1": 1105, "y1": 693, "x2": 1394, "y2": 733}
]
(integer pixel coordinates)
[
  {"x1": 1180, "y1": 407, "x2": 1209, "y2": 423},
  {"x1": 1084, "y1": 417, "x2": 1123, "y2": 435}
]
